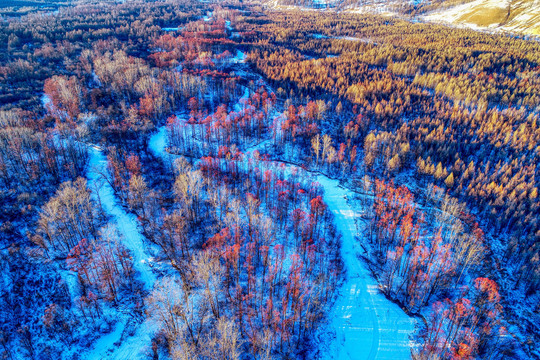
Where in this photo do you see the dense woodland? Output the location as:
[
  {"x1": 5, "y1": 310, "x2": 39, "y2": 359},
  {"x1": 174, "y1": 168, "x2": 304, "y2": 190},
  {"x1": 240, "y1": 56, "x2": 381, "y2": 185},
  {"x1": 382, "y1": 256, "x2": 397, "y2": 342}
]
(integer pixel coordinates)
[
  {"x1": 0, "y1": 1, "x2": 538, "y2": 360},
  {"x1": 244, "y1": 7, "x2": 539, "y2": 298},
  {"x1": 242, "y1": 9, "x2": 539, "y2": 356}
]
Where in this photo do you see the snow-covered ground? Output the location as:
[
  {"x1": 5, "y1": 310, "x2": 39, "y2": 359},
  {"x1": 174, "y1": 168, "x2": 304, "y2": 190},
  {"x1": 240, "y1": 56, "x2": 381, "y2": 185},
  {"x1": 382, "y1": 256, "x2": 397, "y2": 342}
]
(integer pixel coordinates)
[
  {"x1": 422, "y1": 0, "x2": 540, "y2": 36},
  {"x1": 82, "y1": 146, "x2": 158, "y2": 360},
  {"x1": 148, "y1": 126, "x2": 168, "y2": 161},
  {"x1": 422, "y1": 0, "x2": 507, "y2": 31},
  {"x1": 41, "y1": 94, "x2": 52, "y2": 108},
  {"x1": 311, "y1": 33, "x2": 376, "y2": 44},
  {"x1": 149, "y1": 124, "x2": 415, "y2": 359},
  {"x1": 343, "y1": 0, "x2": 540, "y2": 37},
  {"x1": 316, "y1": 176, "x2": 415, "y2": 360},
  {"x1": 231, "y1": 49, "x2": 246, "y2": 63},
  {"x1": 234, "y1": 86, "x2": 250, "y2": 113},
  {"x1": 87, "y1": 146, "x2": 156, "y2": 289}
]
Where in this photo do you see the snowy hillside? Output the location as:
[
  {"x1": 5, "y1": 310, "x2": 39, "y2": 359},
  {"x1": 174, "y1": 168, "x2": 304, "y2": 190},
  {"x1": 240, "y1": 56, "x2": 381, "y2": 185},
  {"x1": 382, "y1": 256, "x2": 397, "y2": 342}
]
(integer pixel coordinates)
[
  {"x1": 423, "y1": 0, "x2": 540, "y2": 35},
  {"x1": 263, "y1": 0, "x2": 341, "y2": 9},
  {"x1": 337, "y1": 0, "x2": 540, "y2": 35}
]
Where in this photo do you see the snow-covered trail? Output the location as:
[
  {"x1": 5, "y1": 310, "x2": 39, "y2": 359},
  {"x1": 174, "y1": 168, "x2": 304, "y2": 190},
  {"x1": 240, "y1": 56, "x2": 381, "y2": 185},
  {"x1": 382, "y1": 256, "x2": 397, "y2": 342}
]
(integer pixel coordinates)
[
  {"x1": 83, "y1": 146, "x2": 158, "y2": 360},
  {"x1": 316, "y1": 176, "x2": 415, "y2": 360},
  {"x1": 87, "y1": 146, "x2": 156, "y2": 289},
  {"x1": 148, "y1": 126, "x2": 169, "y2": 163},
  {"x1": 149, "y1": 127, "x2": 415, "y2": 359}
]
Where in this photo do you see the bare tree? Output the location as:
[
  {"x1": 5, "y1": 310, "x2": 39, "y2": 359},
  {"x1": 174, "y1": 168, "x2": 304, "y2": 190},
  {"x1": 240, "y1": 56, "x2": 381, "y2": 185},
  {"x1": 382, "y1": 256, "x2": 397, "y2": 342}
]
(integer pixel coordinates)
[
  {"x1": 203, "y1": 317, "x2": 242, "y2": 360},
  {"x1": 194, "y1": 252, "x2": 224, "y2": 320},
  {"x1": 311, "y1": 134, "x2": 321, "y2": 167},
  {"x1": 38, "y1": 178, "x2": 99, "y2": 257},
  {"x1": 147, "y1": 277, "x2": 209, "y2": 347}
]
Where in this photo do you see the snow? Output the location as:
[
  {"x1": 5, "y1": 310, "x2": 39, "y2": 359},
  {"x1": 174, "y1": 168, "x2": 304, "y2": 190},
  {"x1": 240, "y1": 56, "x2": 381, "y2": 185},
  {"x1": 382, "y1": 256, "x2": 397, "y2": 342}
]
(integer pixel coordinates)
[
  {"x1": 86, "y1": 320, "x2": 155, "y2": 360},
  {"x1": 313, "y1": 33, "x2": 330, "y2": 39},
  {"x1": 87, "y1": 146, "x2": 157, "y2": 290},
  {"x1": 162, "y1": 27, "x2": 180, "y2": 31},
  {"x1": 346, "y1": 0, "x2": 539, "y2": 36},
  {"x1": 275, "y1": 164, "x2": 416, "y2": 359},
  {"x1": 91, "y1": 70, "x2": 101, "y2": 86},
  {"x1": 84, "y1": 322, "x2": 125, "y2": 360},
  {"x1": 41, "y1": 94, "x2": 52, "y2": 108},
  {"x1": 421, "y1": 0, "x2": 540, "y2": 35},
  {"x1": 41, "y1": 93, "x2": 56, "y2": 117},
  {"x1": 82, "y1": 146, "x2": 158, "y2": 360},
  {"x1": 316, "y1": 176, "x2": 415, "y2": 359},
  {"x1": 231, "y1": 49, "x2": 246, "y2": 63},
  {"x1": 148, "y1": 125, "x2": 168, "y2": 158},
  {"x1": 422, "y1": 0, "x2": 502, "y2": 29},
  {"x1": 234, "y1": 86, "x2": 250, "y2": 113},
  {"x1": 425, "y1": 0, "x2": 510, "y2": 25},
  {"x1": 311, "y1": 33, "x2": 375, "y2": 43},
  {"x1": 336, "y1": 36, "x2": 361, "y2": 41},
  {"x1": 59, "y1": 270, "x2": 79, "y2": 299},
  {"x1": 149, "y1": 122, "x2": 416, "y2": 359},
  {"x1": 345, "y1": 4, "x2": 399, "y2": 17}
]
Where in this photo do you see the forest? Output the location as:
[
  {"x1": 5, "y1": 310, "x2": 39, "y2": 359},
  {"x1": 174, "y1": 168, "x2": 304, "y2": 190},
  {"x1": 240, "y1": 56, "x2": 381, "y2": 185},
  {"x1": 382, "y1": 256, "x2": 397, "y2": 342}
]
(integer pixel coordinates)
[{"x1": 0, "y1": 0, "x2": 538, "y2": 360}]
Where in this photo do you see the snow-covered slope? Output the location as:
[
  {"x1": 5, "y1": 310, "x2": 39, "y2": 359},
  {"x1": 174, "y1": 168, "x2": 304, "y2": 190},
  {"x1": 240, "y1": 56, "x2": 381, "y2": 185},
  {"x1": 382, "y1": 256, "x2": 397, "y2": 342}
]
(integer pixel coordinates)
[
  {"x1": 423, "y1": 0, "x2": 540, "y2": 35},
  {"x1": 340, "y1": 0, "x2": 540, "y2": 35}
]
